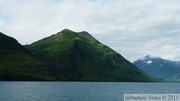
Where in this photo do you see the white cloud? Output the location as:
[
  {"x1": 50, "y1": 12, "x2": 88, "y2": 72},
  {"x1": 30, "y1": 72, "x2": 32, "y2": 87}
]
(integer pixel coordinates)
[{"x1": 1, "y1": 0, "x2": 180, "y2": 62}]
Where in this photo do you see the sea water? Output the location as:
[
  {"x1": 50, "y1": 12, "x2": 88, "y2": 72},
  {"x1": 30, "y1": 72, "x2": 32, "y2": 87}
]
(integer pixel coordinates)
[{"x1": 0, "y1": 82, "x2": 179, "y2": 101}]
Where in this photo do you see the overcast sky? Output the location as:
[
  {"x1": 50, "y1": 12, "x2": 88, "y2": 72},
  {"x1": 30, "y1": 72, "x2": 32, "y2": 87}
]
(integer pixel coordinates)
[{"x1": 1, "y1": 0, "x2": 180, "y2": 62}]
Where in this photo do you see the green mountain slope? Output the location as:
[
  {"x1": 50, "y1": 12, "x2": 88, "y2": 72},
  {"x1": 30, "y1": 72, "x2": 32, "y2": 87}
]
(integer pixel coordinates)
[
  {"x1": 0, "y1": 32, "x2": 55, "y2": 81},
  {"x1": 26, "y1": 29, "x2": 154, "y2": 81}
]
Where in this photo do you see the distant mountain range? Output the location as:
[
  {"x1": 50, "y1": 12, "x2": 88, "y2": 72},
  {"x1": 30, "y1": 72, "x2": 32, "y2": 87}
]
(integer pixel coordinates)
[
  {"x1": 0, "y1": 29, "x2": 154, "y2": 81},
  {"x1": 133, "y1": 55, "x2": 180, "y2": 81}
]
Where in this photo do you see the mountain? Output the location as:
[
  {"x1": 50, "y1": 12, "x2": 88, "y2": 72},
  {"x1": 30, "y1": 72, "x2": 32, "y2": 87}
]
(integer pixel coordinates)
[
  {"x1": 0, "y1": 32, "x2": 56, "y2": 81},
  {"x1": 25, "y1": 29, "x2": 154, "y2": 82},
  {"x1": 133, "y1": 55, "x2": 180, "y2": 80}
]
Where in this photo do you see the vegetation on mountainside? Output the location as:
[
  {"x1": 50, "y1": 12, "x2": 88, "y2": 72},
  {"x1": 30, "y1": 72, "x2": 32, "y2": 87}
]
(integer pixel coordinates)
[
  {"x1": 0, "y1": 30, "x2": 154, "y2": 81},
  {"x1": 0, "y1": 32, "x2": 56, "y2": 80},
  {"x1": 26, "y1": 29, "x2": 154, "y2": 81}
]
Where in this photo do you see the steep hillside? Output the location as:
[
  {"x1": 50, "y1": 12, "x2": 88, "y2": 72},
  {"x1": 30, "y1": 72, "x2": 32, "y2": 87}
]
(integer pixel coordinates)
[
  {"x1": 0, "y1": 32, "x2": 55, "y2": 81},
  {"x1": 26, "y1": 29, "x2": 154, "y2": 82}
]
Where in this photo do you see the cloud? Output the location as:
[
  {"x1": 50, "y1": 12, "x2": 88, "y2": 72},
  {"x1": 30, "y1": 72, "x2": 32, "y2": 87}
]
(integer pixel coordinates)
[{"x1": 1, "y1": 0, "x2": 180, "y2": 62}]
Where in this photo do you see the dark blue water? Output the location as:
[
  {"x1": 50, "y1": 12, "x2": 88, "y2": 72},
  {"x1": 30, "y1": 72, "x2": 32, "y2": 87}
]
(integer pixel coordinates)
[{"x1": 0, "y1": 82, "x2": 179, "y2": 101}]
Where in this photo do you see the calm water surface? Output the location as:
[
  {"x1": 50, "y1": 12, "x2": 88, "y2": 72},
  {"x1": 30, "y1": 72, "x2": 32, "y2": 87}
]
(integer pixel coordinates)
[{"x1": 0, "y1": 82, "x2": 179, "y2": 101}]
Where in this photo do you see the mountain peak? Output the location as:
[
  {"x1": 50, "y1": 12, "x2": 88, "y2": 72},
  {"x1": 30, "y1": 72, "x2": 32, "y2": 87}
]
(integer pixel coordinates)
[
  {"x1": 55, "y1": 28, "x2": 78, "y2": 38},
  {"x1": 61, "y1": 28, "x2": 74, "y2": 33},
  {"x1": 145, "y1": 55, "x2": 151, "y2": 58},
  {"x1": 140, "y1": 55, "x2": 159, "y2": 60},
  {"x1": 77, "y1": 31, "x2": 97, "y2": 42},
  {"x1": 52, "y1": 29, "x2": 97, "y2": 42},
  {"x1": 35, "y1": 29, "x2": 77, "y2": 43},
  {"x1": 144, "y1": 55, "x2": 153, "y2": 59}
]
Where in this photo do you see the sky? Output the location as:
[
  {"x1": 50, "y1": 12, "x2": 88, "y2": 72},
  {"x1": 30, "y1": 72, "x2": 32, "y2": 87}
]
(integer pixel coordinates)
[{"x1": 1, "y1": 0, "x2": 180, "y2": 62}]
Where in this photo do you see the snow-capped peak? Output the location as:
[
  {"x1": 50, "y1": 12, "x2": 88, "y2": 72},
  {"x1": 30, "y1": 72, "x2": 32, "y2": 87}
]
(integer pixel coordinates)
[
  {"x1": 140, "y1": 55, "x2": 158, "y2": 60},
  {"x1": 147, "y1": 60, "x2": 152, "y2": 64}
]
